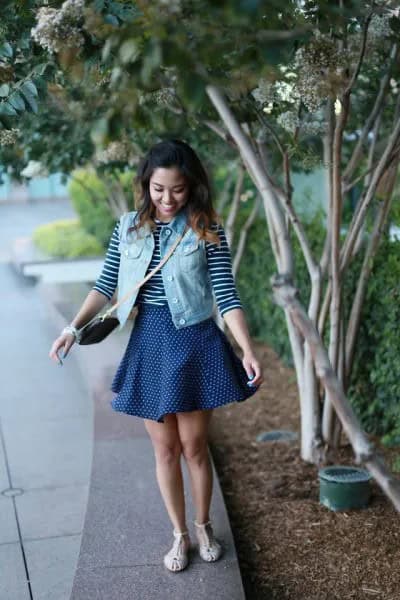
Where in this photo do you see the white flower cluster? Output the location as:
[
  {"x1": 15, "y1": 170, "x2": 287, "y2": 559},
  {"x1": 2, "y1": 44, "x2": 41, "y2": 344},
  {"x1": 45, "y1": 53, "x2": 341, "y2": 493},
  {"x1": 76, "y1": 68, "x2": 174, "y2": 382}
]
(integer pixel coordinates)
[
  {"x1": 0, "y1": 128, "x2": 19, "y2": 146},
  {"x1": 251, "y1": 74, "x2": 299, "y2": 113},
  {"x1": 240, "y1": 189, "x2": 254, "y2": 203},
  {"x1": 368, "y1": 14, "x2": 392, "y2": 39},
  {"x1": 275, "y1": 80, "x2": 300, "y2": 104},
  {"x1": 31, "y1": 0, "x2": 85, "y2": 54},
  {"x1": 294, "y1": 33, "x2": 347, "y2": 112},
  {"x1": 148, "y1": 87, "x2": 177, "y2": 106},
  {"x1": 251, "y1": 78, "x2": 273, "y2": 104},
  {"x1": 96, "y1": 141, "x2": 137, "y2": 166},
  {"x1": 390, "y1": 78, "x2": 399, "y2": 94},
  {"x1": 277, "y1": 110, "x2": 300, "y2": 134}
]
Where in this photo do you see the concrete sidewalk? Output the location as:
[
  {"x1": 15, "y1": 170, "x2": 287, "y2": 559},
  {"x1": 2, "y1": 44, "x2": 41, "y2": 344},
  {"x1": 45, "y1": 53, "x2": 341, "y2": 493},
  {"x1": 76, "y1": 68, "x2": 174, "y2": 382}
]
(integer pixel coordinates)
[{"x1": 0, "y1": 200, "x2": 92, "y2": 600}]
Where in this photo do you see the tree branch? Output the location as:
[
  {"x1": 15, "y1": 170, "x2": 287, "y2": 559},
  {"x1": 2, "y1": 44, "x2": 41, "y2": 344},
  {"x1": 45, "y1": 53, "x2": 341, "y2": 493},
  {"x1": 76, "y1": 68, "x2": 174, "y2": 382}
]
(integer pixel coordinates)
[
  {"x1": 343, "y1": 43, "x2": 398, "y2": 182},
  {"x1": 232, "y1": 194, "x2": 261, "y2": 277},
  {"x1": 341, "y1": 114, "x2": 400, "y2": 271}
]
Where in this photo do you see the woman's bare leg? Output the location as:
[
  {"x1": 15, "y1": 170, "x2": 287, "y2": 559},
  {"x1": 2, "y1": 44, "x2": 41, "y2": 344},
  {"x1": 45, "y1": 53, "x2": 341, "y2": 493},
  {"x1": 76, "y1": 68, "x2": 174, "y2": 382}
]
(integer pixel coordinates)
[
  {"x1": 176, "y1": 409, "x2": 213, "y2": 524},
  {"x1": 144, "y1": 414, "x2": 187, "y2": 533}
]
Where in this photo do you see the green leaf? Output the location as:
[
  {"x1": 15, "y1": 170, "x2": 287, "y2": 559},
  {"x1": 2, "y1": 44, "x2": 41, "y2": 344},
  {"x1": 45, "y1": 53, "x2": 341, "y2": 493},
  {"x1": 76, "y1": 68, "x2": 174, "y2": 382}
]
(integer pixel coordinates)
[
  {"x1": 119, "y1": 39, "x2": 141, "y2": 64},
  {"x1": 389, "y1": 16, "x2": 400, "y2": 34},
  {"x1": 104, "y1": 14, "x2": 119, "y2": 26},
  {"x1": 21, "y1": 81, "x2": 38, "y2": 98},
  {"x1": 33, "y1": 63, "x2": 49, "y2": 76},
  {"x1": 20, "y1": 90, "x2": 38, "y2": 113},
  {"x1": 0, "y1": 42, "x2": 13, "y2": 58},
  {"x1": 8, "y1": 92, "x2": 25, "y2": 111},
  {"x1": 239, "y1": 0, "x2": 261, "y2": 13},
  {"x1": 0, "y1": 102, "x2": 18, "y2": 116},
  {"x1": 0, "y1": 84, "x2": 10, "y2": 97},
  {"x1": 94, "y1": 0, "x2": 105, "y2": 11},
  {"x1": 179, "y1": 72, "x2": 206, "y2": 109},
  {"x1": 109, "y1": 2, "x2": 141, "y2": 22}
]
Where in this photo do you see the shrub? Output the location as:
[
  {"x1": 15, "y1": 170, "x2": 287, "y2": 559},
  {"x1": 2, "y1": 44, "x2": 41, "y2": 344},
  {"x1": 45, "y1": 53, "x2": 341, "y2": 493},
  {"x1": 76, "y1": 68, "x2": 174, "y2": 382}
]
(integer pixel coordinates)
[
  {"x1": 347, "y1": 237, "x2": 400, "y2": 445},
  {"x1": 68, "y1": 169, "x2": 135, "y2": 248},
  {"x1": 32, "y1": 219, "x2": 103, "y2": 258}
]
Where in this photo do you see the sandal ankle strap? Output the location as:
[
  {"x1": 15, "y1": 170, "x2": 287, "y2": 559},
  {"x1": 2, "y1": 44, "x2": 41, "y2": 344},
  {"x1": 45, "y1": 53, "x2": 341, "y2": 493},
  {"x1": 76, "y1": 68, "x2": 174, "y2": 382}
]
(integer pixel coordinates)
[
  {"x1": 173, "y1": 529, "x2": 189, "y2": 537},
  {"x1": 194, "y1": 520, "x2": 212, "y2": 528}
]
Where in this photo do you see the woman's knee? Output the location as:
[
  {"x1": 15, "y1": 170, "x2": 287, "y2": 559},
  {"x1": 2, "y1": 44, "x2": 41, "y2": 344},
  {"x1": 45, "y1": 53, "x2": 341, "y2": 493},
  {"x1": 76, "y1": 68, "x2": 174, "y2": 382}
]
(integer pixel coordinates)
[
  {"x1": 181, "y1": 437, "x2": 209, "y2": 464},
  {"x1": 154, "y1": 441, "x2": 182, "y2": 466},
  {"x1": 144, "y1": 414, "x2": 182, "y2": 465},
  {"x1": 176, "y1": 410, "x2": 212, "y2": 464}
]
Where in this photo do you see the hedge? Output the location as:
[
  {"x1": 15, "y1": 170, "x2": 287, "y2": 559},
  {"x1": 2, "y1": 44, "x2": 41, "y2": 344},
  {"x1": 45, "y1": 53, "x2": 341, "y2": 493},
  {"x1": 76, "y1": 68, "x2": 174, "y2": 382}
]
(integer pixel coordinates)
[{"x1": 33, "y1": 219, "x2": 103, "y2": 258}]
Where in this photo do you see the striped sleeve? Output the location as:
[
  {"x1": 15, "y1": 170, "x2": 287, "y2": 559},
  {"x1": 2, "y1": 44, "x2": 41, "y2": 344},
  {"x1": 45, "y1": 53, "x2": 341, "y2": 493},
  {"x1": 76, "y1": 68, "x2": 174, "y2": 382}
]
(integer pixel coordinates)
[
  {"x1": 92, "y1": 221, "x2": 120, "y2": 300},
  {"x1": 205, "y1": 224, "x2": 243, "y2": 317}
]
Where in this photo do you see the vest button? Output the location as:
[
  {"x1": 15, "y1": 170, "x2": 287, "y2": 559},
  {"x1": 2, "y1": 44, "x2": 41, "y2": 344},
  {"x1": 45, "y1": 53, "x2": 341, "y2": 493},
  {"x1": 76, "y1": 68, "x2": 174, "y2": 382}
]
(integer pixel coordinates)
[
  {"x1": 166, "y1": 275, "x2": 173, "y2": 281},
  {"x1": 179, "y1": 318, "x2": 186, "y2": 325},
  {"x1": 165, "y1": 228, "x2": 171, "y2": 235},
  {"x1": 172, "y1": 297, "x2": 178, "y2": 303}
]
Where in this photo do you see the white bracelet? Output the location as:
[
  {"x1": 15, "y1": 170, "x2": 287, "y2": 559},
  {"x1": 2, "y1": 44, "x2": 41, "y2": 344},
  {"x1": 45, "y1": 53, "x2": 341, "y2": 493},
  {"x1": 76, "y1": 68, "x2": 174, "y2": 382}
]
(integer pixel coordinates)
[{"x1": 62, "y1": 325, "x2": 81, "y2": 343}]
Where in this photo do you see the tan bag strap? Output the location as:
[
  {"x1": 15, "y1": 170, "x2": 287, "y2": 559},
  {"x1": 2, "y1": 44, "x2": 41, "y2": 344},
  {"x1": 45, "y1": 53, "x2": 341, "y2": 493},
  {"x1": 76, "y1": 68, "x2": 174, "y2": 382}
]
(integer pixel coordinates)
[{"x1": 100, "y1": 224, "x2": 189, "y2": 320}]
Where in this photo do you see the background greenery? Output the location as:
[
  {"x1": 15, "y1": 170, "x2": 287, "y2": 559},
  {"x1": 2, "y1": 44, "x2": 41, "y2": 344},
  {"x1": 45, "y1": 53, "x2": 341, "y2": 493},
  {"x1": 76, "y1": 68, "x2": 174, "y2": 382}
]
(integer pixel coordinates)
[
  {"x1": 33, "y1": 218, "x2": 103, "y2": 258},
  {"x1": 228, "y1": 199, "x2": 400, "y2": 447}
]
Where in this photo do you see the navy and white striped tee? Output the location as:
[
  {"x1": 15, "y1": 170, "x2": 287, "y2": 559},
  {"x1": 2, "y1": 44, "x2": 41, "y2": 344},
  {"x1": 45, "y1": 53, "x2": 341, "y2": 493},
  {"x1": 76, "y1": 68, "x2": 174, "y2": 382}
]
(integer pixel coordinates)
[{"x1": 92, "y1": 218, "x2": 242, "y2": 317}]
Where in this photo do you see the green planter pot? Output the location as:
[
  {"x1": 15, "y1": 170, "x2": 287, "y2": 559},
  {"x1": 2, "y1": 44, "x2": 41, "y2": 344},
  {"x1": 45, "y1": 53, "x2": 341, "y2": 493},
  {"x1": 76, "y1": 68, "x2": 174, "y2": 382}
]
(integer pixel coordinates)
[{"x1": 318, "y1": 465, "x2": 372, "y2": 511}]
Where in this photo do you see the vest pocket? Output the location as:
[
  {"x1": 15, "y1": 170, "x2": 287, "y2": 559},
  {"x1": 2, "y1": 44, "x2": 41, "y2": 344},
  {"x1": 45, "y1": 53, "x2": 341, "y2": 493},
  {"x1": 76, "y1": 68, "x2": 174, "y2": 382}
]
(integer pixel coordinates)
[
  {"x1": 178, "y1": 241, "x2": 202, "y2": 272},
  {"x1": 119, "y1": 241, "x2": 144, "y2": 259}
]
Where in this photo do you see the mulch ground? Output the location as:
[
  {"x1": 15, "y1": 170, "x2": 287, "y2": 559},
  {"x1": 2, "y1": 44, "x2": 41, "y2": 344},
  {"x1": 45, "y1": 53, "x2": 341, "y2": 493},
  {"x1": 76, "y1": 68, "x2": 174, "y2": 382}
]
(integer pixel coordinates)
[{"x1": 208, "y1": 340, "x2": 400, "y2": 600}]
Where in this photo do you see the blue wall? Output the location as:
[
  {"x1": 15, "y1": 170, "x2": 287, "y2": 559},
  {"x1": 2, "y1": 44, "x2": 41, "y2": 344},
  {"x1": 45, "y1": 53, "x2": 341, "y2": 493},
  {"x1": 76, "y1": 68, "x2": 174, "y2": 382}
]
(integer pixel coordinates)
[{"x1": 0, "y1": 173, "x2": 69, "y2": 201}]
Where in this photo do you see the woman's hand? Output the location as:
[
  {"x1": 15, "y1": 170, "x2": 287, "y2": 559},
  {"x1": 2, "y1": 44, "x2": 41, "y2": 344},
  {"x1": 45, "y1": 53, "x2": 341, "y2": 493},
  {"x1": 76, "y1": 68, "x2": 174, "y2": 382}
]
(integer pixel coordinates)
[
  {"x1": 49, "y1": 332, "x2": 75, "y2": 365},
  {"x1": 242, "y1": 351, "x2": 264, "y2": 387}
]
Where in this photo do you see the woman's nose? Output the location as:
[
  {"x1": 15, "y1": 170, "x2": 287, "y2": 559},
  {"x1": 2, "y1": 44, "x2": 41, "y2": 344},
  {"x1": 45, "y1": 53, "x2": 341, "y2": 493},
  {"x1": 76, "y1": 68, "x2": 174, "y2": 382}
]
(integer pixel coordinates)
[{"x1": 163, "y1": 190, "x2": 173, "y2": 203}]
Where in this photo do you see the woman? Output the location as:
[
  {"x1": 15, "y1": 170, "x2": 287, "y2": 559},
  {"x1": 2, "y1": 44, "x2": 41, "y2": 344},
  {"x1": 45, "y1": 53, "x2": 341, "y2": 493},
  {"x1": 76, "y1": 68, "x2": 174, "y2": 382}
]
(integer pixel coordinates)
[{"x1": 49, "y1": 139, "x2": 264, "y2": 573}]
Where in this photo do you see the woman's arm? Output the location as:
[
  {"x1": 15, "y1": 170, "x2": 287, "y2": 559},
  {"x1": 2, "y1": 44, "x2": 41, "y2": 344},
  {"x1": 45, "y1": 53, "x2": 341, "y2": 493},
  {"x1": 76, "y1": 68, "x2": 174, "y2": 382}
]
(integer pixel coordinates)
[
  {"x1": 70, "y1": 289, "x2": 110, "y2": 329},
  {"x1": 48, "y1": 289, "x2": 110, "y2": 363},
  {"x1": 223, "y1": 308, "x2": 264, "y2": 386},
  {"x1": 49, "y1": 221, "x2": 121, "y2": 364},
  {"x1": 222, "y1": 307, "x2": 253, "y2": 355},
  {"x1": 206, "y1": 224, "x2": 264, "y2": 386}
]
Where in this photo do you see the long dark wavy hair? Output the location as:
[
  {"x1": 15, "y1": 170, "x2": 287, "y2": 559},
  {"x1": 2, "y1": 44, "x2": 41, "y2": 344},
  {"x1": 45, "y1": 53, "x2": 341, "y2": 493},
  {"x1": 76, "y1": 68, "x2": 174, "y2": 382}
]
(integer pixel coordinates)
[{"x1": 129, "y1": 139, "x2": 221, "y2": 244}]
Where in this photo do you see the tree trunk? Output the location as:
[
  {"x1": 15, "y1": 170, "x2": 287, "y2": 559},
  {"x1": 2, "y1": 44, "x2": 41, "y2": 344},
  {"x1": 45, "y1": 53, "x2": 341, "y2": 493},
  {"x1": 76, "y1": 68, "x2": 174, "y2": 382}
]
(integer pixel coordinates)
[
  {"x1": 206, "y1": 84, "x2": 323, "y2": 462},
  {"x1": 272, "y1": 275, "x2": 400, "y2": 512}
]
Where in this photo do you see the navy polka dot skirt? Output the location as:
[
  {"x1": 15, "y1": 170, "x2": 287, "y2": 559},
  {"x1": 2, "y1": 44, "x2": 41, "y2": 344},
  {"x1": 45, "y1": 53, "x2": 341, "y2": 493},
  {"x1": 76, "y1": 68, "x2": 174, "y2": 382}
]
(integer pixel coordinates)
[{"x1": 110, "y1": 304, "x2": 259, "y2": 422}]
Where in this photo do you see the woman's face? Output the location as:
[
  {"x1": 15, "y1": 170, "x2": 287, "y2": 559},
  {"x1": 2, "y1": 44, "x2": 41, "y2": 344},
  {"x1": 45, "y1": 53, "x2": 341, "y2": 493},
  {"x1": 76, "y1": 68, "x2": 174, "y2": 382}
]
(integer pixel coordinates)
[{"x1": 149, "y1": 167, "x2": 189, "y2": 222}]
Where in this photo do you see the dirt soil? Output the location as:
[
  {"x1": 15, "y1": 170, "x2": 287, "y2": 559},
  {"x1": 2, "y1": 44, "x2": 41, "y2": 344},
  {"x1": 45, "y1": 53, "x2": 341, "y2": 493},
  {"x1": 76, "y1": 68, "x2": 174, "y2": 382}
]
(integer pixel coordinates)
[{"x1": 208, "y1": 341, "x2": 400, "y2": 600}]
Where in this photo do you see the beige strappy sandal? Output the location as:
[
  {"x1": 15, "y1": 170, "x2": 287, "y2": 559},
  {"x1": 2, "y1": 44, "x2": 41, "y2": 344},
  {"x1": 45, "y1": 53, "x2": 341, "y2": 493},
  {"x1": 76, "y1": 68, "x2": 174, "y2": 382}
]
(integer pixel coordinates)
[
  {"x1": 194, "y1": 520, "x2": 223, "y2": 562},
  {"x1": 163, "y1": 529, "x2": 191, "y2": 572}
]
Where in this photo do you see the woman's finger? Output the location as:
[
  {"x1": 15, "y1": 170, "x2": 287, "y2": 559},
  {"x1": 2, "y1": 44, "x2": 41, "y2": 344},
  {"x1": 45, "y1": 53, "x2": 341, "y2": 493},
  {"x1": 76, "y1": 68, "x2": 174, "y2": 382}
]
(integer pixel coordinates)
[
  {"x1": 62, "y1": 338, "x2": 74, "y2": 358},
  {"x1": 49, "y1": 334, "x2": 74, "y2": 363}
]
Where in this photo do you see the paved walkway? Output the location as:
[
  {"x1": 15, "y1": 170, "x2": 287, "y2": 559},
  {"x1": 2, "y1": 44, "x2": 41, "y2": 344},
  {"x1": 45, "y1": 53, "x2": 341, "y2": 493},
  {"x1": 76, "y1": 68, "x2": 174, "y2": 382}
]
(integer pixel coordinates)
[{"x1": 0, "y1": 200, "x2": 92, "y2": 600}]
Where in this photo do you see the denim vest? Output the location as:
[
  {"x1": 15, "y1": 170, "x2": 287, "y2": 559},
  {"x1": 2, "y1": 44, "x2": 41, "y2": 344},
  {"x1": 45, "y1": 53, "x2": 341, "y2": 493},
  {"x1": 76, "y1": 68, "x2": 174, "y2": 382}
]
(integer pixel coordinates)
[{"x1": 116, "y1": 207, "x2": 214, "y2": 330}]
